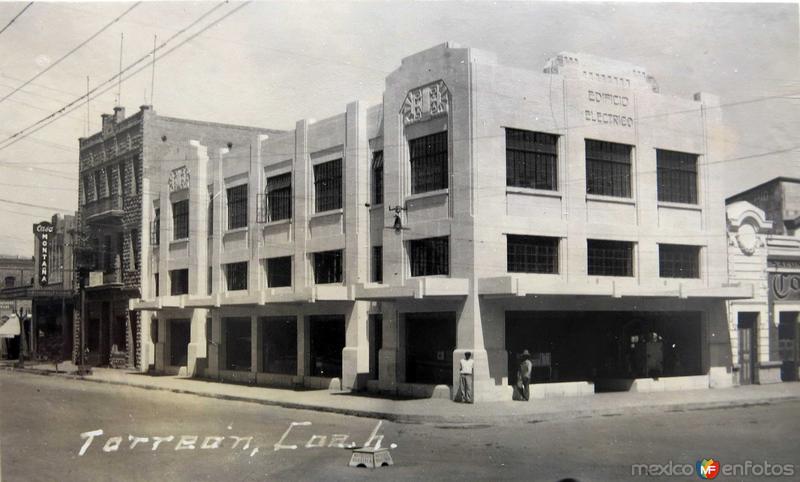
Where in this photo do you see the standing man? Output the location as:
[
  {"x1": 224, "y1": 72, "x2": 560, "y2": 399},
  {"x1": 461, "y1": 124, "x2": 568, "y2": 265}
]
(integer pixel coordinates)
[
  {"x1": 519, "y1": 349, "x2": 533, "y2": 401},
  {"x1": 458, "y1": 351, "x2": 474, "y2": 403}
]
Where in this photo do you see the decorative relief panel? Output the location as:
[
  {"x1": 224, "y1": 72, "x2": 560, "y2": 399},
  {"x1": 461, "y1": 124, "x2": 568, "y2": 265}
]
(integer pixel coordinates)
[
  {"x1": 168, "y1": 166, "x2": 190, "y2": 192},
  {"x1": 401, "y1": 80, "x2": 450, "y2": 126}
]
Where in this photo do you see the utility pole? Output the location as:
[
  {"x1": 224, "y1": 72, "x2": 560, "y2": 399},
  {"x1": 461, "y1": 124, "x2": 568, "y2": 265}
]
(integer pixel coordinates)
[{"x1": 17, "y1": 306, "x2": 27, "y2": 368}]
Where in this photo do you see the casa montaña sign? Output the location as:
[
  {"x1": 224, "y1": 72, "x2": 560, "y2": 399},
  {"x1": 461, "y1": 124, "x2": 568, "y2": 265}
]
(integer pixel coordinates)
[{"x1": 34, "y1": 221, "x2": 55, "y2": 287}]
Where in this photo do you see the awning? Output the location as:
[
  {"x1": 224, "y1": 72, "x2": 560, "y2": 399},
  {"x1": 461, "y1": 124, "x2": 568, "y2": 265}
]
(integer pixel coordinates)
[{"x1": 0, "y1": 314, "x2": 21, "y2": 338}]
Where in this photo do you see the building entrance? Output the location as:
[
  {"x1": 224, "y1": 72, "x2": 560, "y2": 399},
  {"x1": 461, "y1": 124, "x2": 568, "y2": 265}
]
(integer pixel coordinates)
[
  {"x1": 169, "y1": 319, "x2": 190, "y2": 367},
  {"x1": 778, "y1": 311, "x2": 799, "y2": 382},
  {"x1": 405, "y1": 312, "x2": 455, "y2": 385},
  {"x1": 737, "y1": 312, "x2": 758, "y2": 385},
  {"x1": 309, "y1": 315, "x2": 345, "y2": 378}
]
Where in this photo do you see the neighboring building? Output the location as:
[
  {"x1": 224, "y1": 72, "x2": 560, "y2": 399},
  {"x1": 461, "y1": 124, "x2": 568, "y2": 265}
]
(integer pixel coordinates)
[
  {"x1": 727, "y1": 178, "x2": 800, "y2": 384},
  {"x1": 130, "y1": 43, "x2": 751, "y2": 401},
  {"x1": 77, "y1": 105, "x2": 281, "y2": 368},
  {"x1": 0, "y1": 255, "x2": 35, "y2": 359},
  {"x1": 31, "y1": 213, "x2": 77, "y2": 362}
]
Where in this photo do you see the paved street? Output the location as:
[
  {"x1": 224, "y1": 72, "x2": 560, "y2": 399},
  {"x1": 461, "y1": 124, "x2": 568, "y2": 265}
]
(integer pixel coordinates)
[{"x1": 1, "y1": 371, "x2": 799, "y2": 481}]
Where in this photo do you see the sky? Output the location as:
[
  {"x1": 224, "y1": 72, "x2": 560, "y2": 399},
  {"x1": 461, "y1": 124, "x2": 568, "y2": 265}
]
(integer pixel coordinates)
[{"x1": 0, "y1": 1, "x2": 797, "y2": 257}]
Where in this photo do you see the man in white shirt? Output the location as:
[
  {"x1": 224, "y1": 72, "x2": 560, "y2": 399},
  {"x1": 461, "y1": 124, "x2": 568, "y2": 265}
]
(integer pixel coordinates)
[{"x1": 458, "y1": 351, "x2": 474, "y2": 403}]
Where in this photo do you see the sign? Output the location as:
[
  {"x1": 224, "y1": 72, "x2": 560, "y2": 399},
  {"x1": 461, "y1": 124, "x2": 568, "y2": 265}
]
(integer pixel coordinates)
[
  {"x1": 769, "y1": 259, "x2": 800, "y2": 270},
  {"x1": 401, "y1": 80, "x2": 450, "y2": 126},
  {"x1": 34, "y1": 221, "x2": 55, "y2": 287},
  {"x1": 584, "y1": 89, "x2": 634, "y2": 128},
  {"x1": 168, "y1": 166, "x2": 190, "y2": 192},
  {"x1": 770, "y1": 273, "x2": 800, "y2": 301}
]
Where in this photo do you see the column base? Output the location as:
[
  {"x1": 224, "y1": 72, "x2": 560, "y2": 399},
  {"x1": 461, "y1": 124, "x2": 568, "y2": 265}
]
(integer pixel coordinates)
[
  {"x1": 453, "y1": 348, "x2": 512, "y2": 402},
  {"x1": 342, "y1": 346, "x2": 368, "y2": 391}
]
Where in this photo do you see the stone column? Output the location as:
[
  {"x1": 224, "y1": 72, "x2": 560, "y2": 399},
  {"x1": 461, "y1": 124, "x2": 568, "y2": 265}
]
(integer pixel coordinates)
[
  {"x1": 297, "y1": 315, "x2": 310, "y2": 383},
  {"x1": 154, "y1": 316, "x2": 167, "y2": 373},
  {"x1": 207, "y1": 311, "x2": 221, "y2": 379},
  {"x1": 187, "y1": 308, "x2": 208, "y2": 376},
  {"x1": 378, "y1": 302, "x2": 399, "y2": 393}
]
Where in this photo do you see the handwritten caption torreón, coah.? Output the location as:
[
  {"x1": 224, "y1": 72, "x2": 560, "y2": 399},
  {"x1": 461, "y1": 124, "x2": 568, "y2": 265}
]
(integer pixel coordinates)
[{"x1": 77, "y1": 420, "x2": 394, "y2": 458}]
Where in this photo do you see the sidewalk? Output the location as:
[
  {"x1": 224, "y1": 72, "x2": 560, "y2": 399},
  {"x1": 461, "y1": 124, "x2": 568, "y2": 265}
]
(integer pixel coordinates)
[{"x1": 4, "y1": 361, "x2": 800, "y2": 425}]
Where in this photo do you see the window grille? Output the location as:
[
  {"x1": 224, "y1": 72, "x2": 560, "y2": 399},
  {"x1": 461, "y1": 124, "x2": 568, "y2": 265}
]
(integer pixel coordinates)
[
  {"x1": 372, "y1": 151, "x2": 384, "y2": 205},
  {"x1": 313, "y1": 250, "x2": 343, "y2": 284},
  {"x1": 506, "y1": 129, "x2": 558, "y2": 190},
  {"x1": 227, "y1": 184, "x2": 248, "y2": 230},
  {"x1": 409, "y1": 236, "x2": 449, "y2": 276},
  {"x1": 267, "y1": 256, "x2": 292, "y2": 287},
  {"x1": 585, "y1": 139, "x2": 632, "y2": 198},
  {"x1": 314, "y1": 159, "x2": 342, "y2": 212},
  {"x1": 659, "y1": 244, "x2": 700, "y2": 278},
  {"x1": 410, "y1": 131, "x2": 448, "y2": 194},
  {"x1": 657, "y1": 149, "x2": 698, "y2": 204},
  {"x1": 587, "y1": 239, "x2": 634, "y2": 276},
  {"x1": 372, "y1": 246, "x2": 383, "y2": 283},
  {"x1": 507, "y1": 235, "x2": 559, "y2": 273},
  {"x1": 225, "y1": 261, "x2": 248, "y2": 291},
  {"x1": 172, "y1": 200, "x2": 189, "y2": 240},
  {"x1": 170, "y1": 269, "x2": 189, "y2": 295},
  {"x1": 266, "y1": 172, "x2": 292, "y2": 222}
]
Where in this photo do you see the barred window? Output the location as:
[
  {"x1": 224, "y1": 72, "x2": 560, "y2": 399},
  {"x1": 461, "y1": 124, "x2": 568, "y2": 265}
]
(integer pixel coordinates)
[
  {"x1": 227, "y1": 184, "x2": 248, "y2": 230},
  {"x1": 266, "y1": 173, "x2": 292, "y2": 221},
  {"x1": 585, "y1": 139, "x2": 632, "y2": 198},
  {"x1": 172, "y1": 200, "x2": 189, "y2": 240},
  {"x1": 314, "y1": 159, "x2": 342, "y2": 212},
  {"x1": 372, "y1": 246, "x2": 383, "y2": 283},
  {"x1": 225, "y1": 261, "x2": 248, "y2": 291},
  {"x1": 208, "y1": 190, "x2": 213, "y2": 236},
  {"x1": 372, "y1": 151, "x2": 384, "y2": 205},
  {"x1": 507, "y1": 235, "x2": 559, "y2": 274},
  {"x1": 170, "y1": 269, "x2": 189, "y2": 295},
  {"x1": 587, "y1": 240, "x2": 634, "y2": 277},
  {"x1": 659, "y1": 244, "x2": 700, "y2": 278},
  {"x1": 657, "y1": 149, "x2": 698, "y2": 204},
  {"x1": 151, "y1": 208, "x2": 160, "y2": 246},
  {"x1": 410, "y1": 131, "x2": 448, "y2": 194},
  {"x1": 267, "y1": 256, "x2": 292, "y2": 288},
  {"x1": 409, "y1": 236, "x2": 449, "y2": 276},
  {"x1": 313, "y1": 250, "x2": 343, "y2": 284},
  {"x1": 506, "y1": 129, "x2": 558, "y2": 190}
]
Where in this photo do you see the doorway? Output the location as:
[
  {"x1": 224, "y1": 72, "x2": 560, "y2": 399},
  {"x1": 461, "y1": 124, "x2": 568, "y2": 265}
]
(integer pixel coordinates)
[
  {"x1": 778, "y1": 311, "x2": 799, "y2": 382},
  {"x1": 169, "y1": 319, "x2": 190, "y2": 367},
  {"x1": 405, "y1": 312, "x2": 456, "y2": 385},
  {"x1": 737, "y1": 312, "x2": 758, "y2": 385}
]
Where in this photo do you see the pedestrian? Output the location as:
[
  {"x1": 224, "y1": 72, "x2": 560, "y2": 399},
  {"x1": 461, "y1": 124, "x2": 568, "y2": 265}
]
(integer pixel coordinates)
[
  {"x1": 458, "y1": 351, "x2": 474, "y2": 403},
  {"x1": 517, "y1": 349, "x2": 533, "y2": 401}
]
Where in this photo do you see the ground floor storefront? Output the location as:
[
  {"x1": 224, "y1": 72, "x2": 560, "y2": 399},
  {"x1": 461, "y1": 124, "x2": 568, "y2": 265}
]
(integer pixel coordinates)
[
  {"x1": 75, "y1": 288, "x2": 140, "y2": 368},
  {"x1": 137, "y1": 293, "x2": 742, "y2": 401}
]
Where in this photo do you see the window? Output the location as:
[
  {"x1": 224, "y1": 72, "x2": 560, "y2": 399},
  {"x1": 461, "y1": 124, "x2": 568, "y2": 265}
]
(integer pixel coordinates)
[
  {"x1": 172, "y1": 200, "x2": 189, "y2": 240},
  {"x1": 119, "y1": 162, "x2": 127, "y2": 196},
  {"x1": 208, "y1": 190, "x2": 213, "y2": 236},
  {"x1": 409, "y1": 236, "x2": 449, "y2": 276},
  {"x1": 410, "y1": 131, "x2": 448, "y2": 194},
  {"x1": 314, "y1": 159, "x2": 342, "y2": 212},
  {"x1": 83, "y1": 176, "x2": 93, "y2": 203},
  {"x1": 261, "y1": 316, "x2": 297, "y2": 375},
  {"x1": 507, "y1": 235, "x2": 559, "y2": 273},
  {"x1": 659, "y1": 244, "x2": 700, "y2": 278},
  {"x1": 224, "y1": 317, "x2": 251, "y2": 371},
  {"x1": 227, "y1": 184, "x2": 248, "y2": 230},
  {"x1": 657, "y1": 149, "x2": 698, "y2": 204},
  {"x1": 266, "y1": 256, "x2": 292, "y2": 288},
  {"x1": 94, "y1": 171, "x2": 104, "y2": 199},
  {"x1": 225, "y1": 262, "x2": 248, "y2": 291},
  {"x1": 132, "y1": 159, "x2": 140, "y2": 195},
  {"x1": 585, "y1": 139, "x2": 632, "y2": 198},
  {"x1": 130, "y1": 229, "x2": 139, "y2": 271},
  {"x1": 153, "y1": 273, "x2": 159, "y2": 297},
  {"x1": 587, "y1": 240, "x2": 634, "y2": 277},
  {"x1": 372, "y1": 246, "x2": 383, "y2": 283},
  {"x1": 506, "y1": 129, "x2": 558, "y2": 190},
  {"x1": 207, "y1": 266, "x2": 213, "y2": 295},
  {"x1": 372, "y1": 150, "x2": 384, "y2": 205},
  {"x1": 266, "y1": 172, "x2": 292, "y2": 221},
  {"x1": 4, "y1": 276, "x2": 15, "y2": 288},
  {"x1": 151, "y1": 208, "x2": 160, "y2": 246},
  {"x1": 170, "y1": 269, "x2": 189, "y2": 295},
  {"x1": 313, "y1": 250, "x2": 343, "y2": 284}
]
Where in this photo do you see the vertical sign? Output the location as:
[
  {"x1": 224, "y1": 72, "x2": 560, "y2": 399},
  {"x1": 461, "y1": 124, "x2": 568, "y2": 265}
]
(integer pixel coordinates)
[{"x1": 34, "y1": 221, "x2": 55, "y2": 287}]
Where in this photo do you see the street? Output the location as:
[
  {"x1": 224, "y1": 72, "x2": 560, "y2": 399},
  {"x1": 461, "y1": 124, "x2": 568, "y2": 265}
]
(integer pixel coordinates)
[{"x1": 1, "y1": 372, "x2": 799, "y2": 481}]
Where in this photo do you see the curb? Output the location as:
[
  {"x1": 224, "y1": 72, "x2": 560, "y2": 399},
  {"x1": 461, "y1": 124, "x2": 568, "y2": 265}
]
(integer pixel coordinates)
[{"x1": 5, "y1": 367, "x2": 800, "y2": 425}]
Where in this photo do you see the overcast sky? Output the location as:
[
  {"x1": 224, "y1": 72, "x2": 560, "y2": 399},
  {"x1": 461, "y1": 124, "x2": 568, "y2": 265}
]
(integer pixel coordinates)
[{"x1": 0, "y1": 1, "x2": 797, "y2": 257}]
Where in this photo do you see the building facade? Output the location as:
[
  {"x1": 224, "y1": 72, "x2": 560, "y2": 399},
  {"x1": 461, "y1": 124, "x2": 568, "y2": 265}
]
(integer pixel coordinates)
[
  {"x1": 0, "y1": 255, "x2": 35, "y2": 359},
  {"x1": 77, "y1": 105, "x2": 281, "y2": 368},
  {"x1": 726, "y1": 178, "x2": 800, "y2": 384},
  {"x1": 130, "y1": 43, "x2": 752, "y2": 400}
]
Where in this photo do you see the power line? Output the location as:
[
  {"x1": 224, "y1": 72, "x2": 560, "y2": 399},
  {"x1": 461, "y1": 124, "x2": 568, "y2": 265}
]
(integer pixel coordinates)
[
  {"x1": 0, "y1": 0, "x2": 233, "y2": 152},
  {"x1": 0, "y1": 2, "x2": 33, "y2": 36},
  {"x1": 0, "y1": 2, "x2": 141, "y2": 106},
  {"x1": 0, "y1": 198, "x2": 75, "y2": 213}
]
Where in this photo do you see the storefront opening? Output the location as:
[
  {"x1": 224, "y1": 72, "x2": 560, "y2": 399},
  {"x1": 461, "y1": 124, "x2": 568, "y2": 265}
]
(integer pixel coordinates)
[
  {"x1": 309, "y1": 315, "x2": 344, "y2": 378},
  {"x1": 405, "y1": 312, "x2": 456, "y2": 385},
  {"x1": 224, "y1": 317, "x2": 251, "y2": 371},
  {"x1": 261, "y1": 316, "x2": 297, "y2": 375}
]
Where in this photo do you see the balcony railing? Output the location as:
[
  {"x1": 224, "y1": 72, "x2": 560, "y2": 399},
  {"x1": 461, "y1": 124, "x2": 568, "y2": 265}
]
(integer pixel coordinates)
[
  {"x1": 87, "y1": 270, "x2": 123, "y2": 288},
  {"x1": 83, "y1": 195, "x2": 123, "y2": 221}
]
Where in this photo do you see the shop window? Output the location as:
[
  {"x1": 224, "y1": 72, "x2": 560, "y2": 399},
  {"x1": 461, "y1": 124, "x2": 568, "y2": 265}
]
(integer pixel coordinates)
[
  {"x1": 657, "y1": 149, "x2": 698, "y2": 204},
  {"x1": 225, "y1": 262, "x2": 248, "y2": 291},
  {"x1": 224, "y1": 317, "x2": 251, "y2": 371},
  {"x1": 227, "y1": 184, "x2": 248, "y2": 230},
  {"x1": 410, "y1": 131, "x2": 448, "y2": 194},
  {"x1": 170, "y1": 269, "x2": 189, "y2": 295},
  {"x1": 266, "y1": 256, "x2": 292, "y2": 288},
  {"x1": 261, "y1": 316, "x2": 297, "y2": 375},
  {"x1": 372, "y1": 150, "x2": 384, "y2": 205},
  {"x1": 585, "y1": 139, "x2": 632, "y2": 198},
  {"x1": 507, "y1": 235, "x2": 559, "y2": 274},
  {"x1": 587, "y1": 239, "x2": 634, "y2": 277},
  {"x1": 309, "y1": 315, "x2": 345, "y2": 378},
  {"x1": 314, "y1": 159, "x2": 342, "y2": 213},
  {"x1": 172, "y1": 200, "x2": 189, "y2": 240},
  {"x1": 313, "y1": 250, "x2": 343, "y2": 284},
  {"x1": 506, "y1": 129, "x2": 558, "y2": 190},
  {"x1": 266, "y1": 172, "x2": 292, "y2": 222},
  {"x1": 409, "y1": 236, "x2": 449, "y2": 276},
  {"x1": 371, "y1": 246, "x2": 383, "y2": 283},
  {"x1": 659, "y1": 244, "x2": 700, "y2": 278}
]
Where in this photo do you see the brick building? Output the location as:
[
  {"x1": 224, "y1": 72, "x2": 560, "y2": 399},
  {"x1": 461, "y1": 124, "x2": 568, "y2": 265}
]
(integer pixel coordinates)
[
  {"x1": 129, "y1": 43, "x2": 753, "y2": 401},
  {"x1": 76, "y1": 106, "x2": 281, "y2": 368}
]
